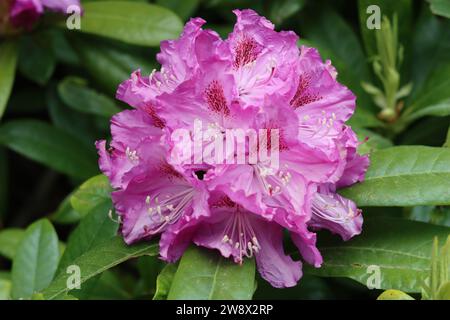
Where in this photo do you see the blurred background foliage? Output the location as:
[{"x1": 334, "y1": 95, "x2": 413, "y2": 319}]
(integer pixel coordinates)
[{"x1": 0, "y1": 0, "x2": 449, "y2": 300}]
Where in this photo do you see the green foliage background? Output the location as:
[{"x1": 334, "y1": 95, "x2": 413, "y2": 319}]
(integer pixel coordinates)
[{"x1": 0, "y1": 0, "x2": 449, "y2": 300}]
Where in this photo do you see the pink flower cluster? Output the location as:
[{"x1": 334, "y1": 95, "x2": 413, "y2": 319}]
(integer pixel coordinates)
[
  {"x1": 97, "y1": 9, "x2": 369, "y2": 288},
  {"x1": 9, "y1": 0, "x2": 80, "y2": 29}
]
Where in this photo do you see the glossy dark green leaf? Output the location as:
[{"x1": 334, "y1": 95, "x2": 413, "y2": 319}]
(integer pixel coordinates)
[
  {"x1": 135, "y1": 255, "x2": 164, "y2": 297},
  {"x1": 73, "y1": 270, "x2": 131, "y2": 300},
  {"x1": 11, "y1": 219, "x2": 59, "y2": 299},
  {"x1": 70, "y1": 175, "x2": 112, "y2": 217},
  {"x1": 305, "y1": 217, "x2": 450, "y2": 292},
  {"x1": 0, "y1": 229, "x2": 24, "y2": 260},
  {"x1": 340, "y1": 146, "x2": 450, "y2": 206},
  {"x1": 404, "y1": 99, "x2": 450, "y2": 122},
  {"x1": 269, "y1": 0, "x2": 305, "y2": 25},
  {"x1": 57, "y1": 201, "x2": 118, "y2": 274},
  {"x1": 58, "y1": 77, "x2": 120, "y2": 117},
  {"x1": 408, "y1": 206, "x2": 450, "y2": 227},
  {"x1": 18, "y1": 33, "x2": 56, "y2": 85},
  {"x1": 168, "y1": 246, "x2": 256, "y2": 300},
  {"x1": 72, "y1": 36, "x2": 156, "y2": 94},
  {"x1": 76, "y1": 2, "x2": 183, "y2": 46},
  {"x1": 42, "y1": 236, "x2": 158, "y2": 300},
  {"x1": 301, "y1": 10, "x2": 374, "y2": 115},
  {"x1": 0, "y1": 40, "x2": 17, "y2": 119},
  {"x1": 47, "y1": 86, "x2": 99, "y2": 149},
  {"x1": 408, "y1": 8, "x2": 450, "y2": 101},
  {"x1": 156, "y1": 0, "x2": 200, "y2": 21},
  {"x1": 405, "y1": 63, "x2": 450, "y2": 118},
  {"x1": 153, "y1": 263, "x2": 177, "y2": 300},
  {"x1": 428, "y1": 0, "x2": 450, "y2": 19},
  {"x1": 0, "y1": 120, "x2": 98, "y2": 179}
]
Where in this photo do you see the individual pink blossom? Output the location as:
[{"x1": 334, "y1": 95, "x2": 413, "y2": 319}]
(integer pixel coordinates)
[{"x1": 98, "y1": 9, "x2": 370, "y2": 288}]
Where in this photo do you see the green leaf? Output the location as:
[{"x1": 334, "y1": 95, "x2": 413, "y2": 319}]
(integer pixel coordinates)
[
  {"x1": 42, "y1": 236, "x2": 158, "y2": 300},
  {"x1": 437, "y1": 282, "x2": 450, "y2": 299},
  {"x1": 0, "y1": 120, "x2": 98, "y2": 179},
  {"x1": 377, "y1": 289, "x2": 415, "y2": 300},
  {"x1": 47, "y1": 86, "x2": 99, "y2": 149},
  {"x1": 73, "y1": 270, "x2": 131, "y2": 300},
  {"x1": 168, "y1": 246, "x2": 256, "y2": 300},
  {"x1": 70, "y1": 175, "x2": 112, "y2": 217},
  {"x1": 18, "y1": 33, "x2": 56, "y2": 85},
  {"x1": 0, "y1": 278, "x2": 11, "y2": 300},
  {"x1": 354, "y1": 128, "x2": 393, "y2": 155},
  {"x1": 156, "y1": 0, "x2": 200, "y2": 21},
  {"x1": 0, "y1": 40, "x2": 17, "y2": 119},
  {"x1": 340, "y1": 146, "x2": 450, "y2": 206},
  {"x1": 76, "y1": 2, "x2": 183, "y2": 46},
  {"x1": 304, "y1": 217, "x2": 450, "y2": 293},
  {"x1": 135, "y1": 255, "x2": 164, "y2": 297},
  {"x1": 408, "y1": 206, "x2": 450, "y2": 227},
  {"x1": 406, "y1": 63, "x2": 450, "y2": 116},
  {"x1": 0, "y1": 229, "x2": 24, "y2": 260},
  {"x1": 57, "y1": 200, "x2": 118, "y2": 274},
  {"x1": 445, "y1": 126, "x2": 450, "y2": 148},
  {"x1": 301, "y1": 10, "x2": 374, "y2": 115},
  {"x1": 153, "y1": 263, "x2": 177, "y2": 300},
  {"x1": 428, "y1": 0, "x2": 450, "y2": 19},
  {"x1": 11, "y1": 219, "x2": 60, "y2": 299},
  {"x1": 269, "y1": 0, "x2": 305, "y2": 25},
  {"x1": 358, "y1": 0, "x2": 412, "y2": 57},
  {"x1": 50, "y1": 194, "x2": 82, "y2": 225},
  {"x1": 404, "y1": 99, "x2": 450, "y2": 122},
  {"x1": 0, "y1": 147, "x2": 7, "y2": 220},
  {"x1": 408, "y1": 8, "x2": 450, "y2": 101},
  {"x1": 58, "y1": 77, "x2": 120, "y2": 117},
  {"x1": 72, "y1": 36, "x2": 156, "y2": 95}
]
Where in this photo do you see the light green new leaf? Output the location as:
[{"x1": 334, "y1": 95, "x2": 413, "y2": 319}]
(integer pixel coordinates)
[
  {"x1": 11, "y1": 219, "x2": 59, "y2": 299},
  {"x1": 304, "y1": 217, "x2": 450, "y2": 293},
  {"x1": 153, "y1": 263, "x2": 178, "y2": 300},
  {"x1": 0, "y1": 120, "x2": 98, "y2": 179},
  {"x1": 340, "y1": 146, "x2": 450, "y2": 206},
  {"x1": 0, "y1": 278, "x2": 11, "y2": 300},
  {"x1": 76, "y1": 2, "x2": 183, "y2": 46},
  {"x1": 42, "y1": 236, "x2": 158, "y2": 300},
  {"x1": 168, "y1": 246, "x2": 256, "y2": 300},
  {"x1": 357, "y1": 0, "x2": 412, "y2": 57},
  {"x1": 0, "y1": 40, "x2": 18, "y2": 120},
  {"x1": 70, "y1": 174, "x2": 112, "y2": 217},
  {"x1": 377, "y1": 289, "x2": 415, "y2": 300},
  {"x1": 0, "y1": 229, "x2": 24, "y2": 260},
  {"x1": 58, "y1": 77, "x2": 120, "y2": 117}
]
